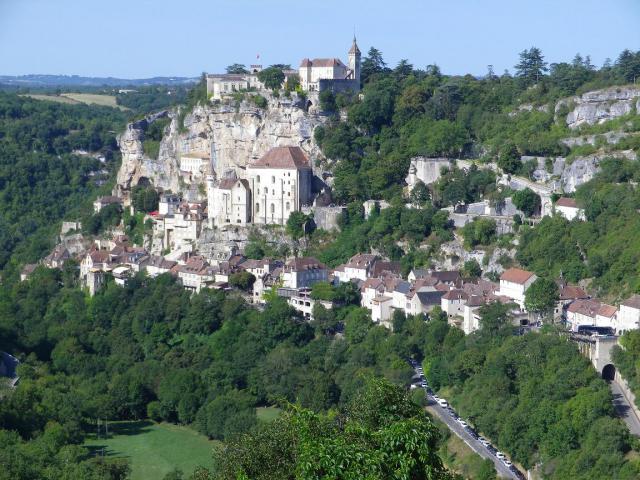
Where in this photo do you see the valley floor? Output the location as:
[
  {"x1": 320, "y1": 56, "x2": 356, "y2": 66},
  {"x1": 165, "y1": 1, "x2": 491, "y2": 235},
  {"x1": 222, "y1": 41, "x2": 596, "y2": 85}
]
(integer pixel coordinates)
[{"x1": 83, "y1": 420, "x2": 216, "y2": 480}]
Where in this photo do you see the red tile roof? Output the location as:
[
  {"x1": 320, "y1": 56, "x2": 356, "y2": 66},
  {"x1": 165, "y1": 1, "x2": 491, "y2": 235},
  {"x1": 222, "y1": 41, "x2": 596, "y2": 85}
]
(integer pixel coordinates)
[
  {"x1": 556, "y1": 197, "x2": 578, "y2": 208},
  {"x1": 559, "y1": 284, "x2": 588, "y2": 300},
  {"x1": 250, "y1": 146, "x2": 310, "y2": 169},
  {"x1": 500, "y1": 268, "x2": 535, "y2": 285}
]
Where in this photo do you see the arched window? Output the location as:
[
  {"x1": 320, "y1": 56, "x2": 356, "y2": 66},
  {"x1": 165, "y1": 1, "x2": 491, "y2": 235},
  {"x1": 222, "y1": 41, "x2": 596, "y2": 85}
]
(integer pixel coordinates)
[
  {"x1": 270, "y1": 203, "x2": 275, "y2": 213},
  {"x1": 256, "y1": 203, "x2": 260, "y2": 212},
  {"x1": 264, "y1": 187, "x2": 268, "y2": 194},
  {"x1": 286, "y1": 202, "x2": 290, "y2": 210},
  {"x1": 256, "y1": 175, "x2": 261, "y2": 183},
  {"x1": 271, "y1": 176, "x2": 275, "y2": 183}
]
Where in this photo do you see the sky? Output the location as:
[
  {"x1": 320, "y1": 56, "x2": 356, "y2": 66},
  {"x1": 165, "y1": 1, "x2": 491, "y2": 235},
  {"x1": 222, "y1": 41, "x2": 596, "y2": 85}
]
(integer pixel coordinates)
[{"x1": 1, "y1": 0, "x2": 639, "y2": 78}]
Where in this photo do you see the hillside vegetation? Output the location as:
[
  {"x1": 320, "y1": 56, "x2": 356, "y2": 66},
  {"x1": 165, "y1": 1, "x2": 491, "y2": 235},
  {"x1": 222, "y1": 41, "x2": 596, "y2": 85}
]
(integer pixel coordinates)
[{"x1": 0, "y1": 93, "x2": 127, "y2": 274}]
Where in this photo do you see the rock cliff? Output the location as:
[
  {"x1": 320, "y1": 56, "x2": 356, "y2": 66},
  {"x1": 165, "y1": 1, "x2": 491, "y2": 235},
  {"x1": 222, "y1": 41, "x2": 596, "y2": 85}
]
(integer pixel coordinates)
[
  {"x1": 556, "y1": 86, "x2": 640, "y2": 129},
  {"x1": 116, "y1": 96, "x2": 326, "y2": 201}
]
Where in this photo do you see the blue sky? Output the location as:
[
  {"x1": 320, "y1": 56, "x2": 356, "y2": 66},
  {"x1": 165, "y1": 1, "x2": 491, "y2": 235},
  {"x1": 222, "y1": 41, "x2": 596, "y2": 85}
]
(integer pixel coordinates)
[{"x1": 1, "y1": 0, "x2": 638, "y2": 78}]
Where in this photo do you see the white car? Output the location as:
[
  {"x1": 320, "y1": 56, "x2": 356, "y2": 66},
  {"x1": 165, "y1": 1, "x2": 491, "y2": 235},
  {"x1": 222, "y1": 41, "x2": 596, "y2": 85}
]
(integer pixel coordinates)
[
  {"x1": 437, "y1": 398, "x2": 448, "y2": 408},
  {"x1": 496, "y1": 452, "x2": 506, "y2": 460},
  {"x1": 457, "y1": 419, "x2": 468, "y2": 428},
  {"x1": 478, "y1": 437, "x2": 490, "y2": 447},
  {"x1": 503, "y1": 459, "x2": 513, "y2": 468}
]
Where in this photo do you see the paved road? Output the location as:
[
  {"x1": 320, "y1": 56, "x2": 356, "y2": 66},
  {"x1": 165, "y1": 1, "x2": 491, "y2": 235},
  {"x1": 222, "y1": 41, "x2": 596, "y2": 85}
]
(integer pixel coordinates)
[
  {"x1": 424, "y1": 397, "x2": 520, "y2": 479},
  {"x1": 610, "y1": 380, "x2": 640, "y2": 436}
]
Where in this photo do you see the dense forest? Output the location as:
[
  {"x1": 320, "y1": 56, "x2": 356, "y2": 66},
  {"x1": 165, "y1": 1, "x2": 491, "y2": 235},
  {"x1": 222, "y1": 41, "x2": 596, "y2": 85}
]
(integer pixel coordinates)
[{"x1": 0, "y1": 93, "x2": 127, "y2": 275}]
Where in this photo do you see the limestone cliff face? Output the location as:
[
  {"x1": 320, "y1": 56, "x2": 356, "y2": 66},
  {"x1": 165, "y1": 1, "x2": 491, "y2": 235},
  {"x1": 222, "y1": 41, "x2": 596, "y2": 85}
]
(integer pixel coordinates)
[
  {"x1": 556, "y1": 86, "x2": 640, "y2": 129},
  {"x1": 116, "y1": 96, "x2": 326, "y2": 200}
]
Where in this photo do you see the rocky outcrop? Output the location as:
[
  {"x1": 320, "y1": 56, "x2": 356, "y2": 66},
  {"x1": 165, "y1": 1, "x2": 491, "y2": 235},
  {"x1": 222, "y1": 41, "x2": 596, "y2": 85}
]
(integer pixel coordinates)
[
  {"x1": 556, "y1": 86, "x2": 640, "y2": 129},
  {"x1": 116, "y1": 96, "x2": 326, "y2": 201},
  {"x1": 560, "y1": 131, "x2": 636, "y2": 148}
]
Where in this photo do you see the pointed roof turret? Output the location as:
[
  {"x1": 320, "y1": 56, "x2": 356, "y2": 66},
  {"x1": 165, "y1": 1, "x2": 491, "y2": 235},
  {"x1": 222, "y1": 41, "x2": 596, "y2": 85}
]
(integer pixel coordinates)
[{"x1": 349, "y1": 36, "x2": 360, "y2": 55}]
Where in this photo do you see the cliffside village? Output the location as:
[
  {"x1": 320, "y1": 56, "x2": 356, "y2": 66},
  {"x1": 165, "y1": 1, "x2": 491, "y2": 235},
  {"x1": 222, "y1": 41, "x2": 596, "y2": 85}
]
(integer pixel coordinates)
[{"x1": 18, "y1": 40, "x2": 640, "y2": 341}]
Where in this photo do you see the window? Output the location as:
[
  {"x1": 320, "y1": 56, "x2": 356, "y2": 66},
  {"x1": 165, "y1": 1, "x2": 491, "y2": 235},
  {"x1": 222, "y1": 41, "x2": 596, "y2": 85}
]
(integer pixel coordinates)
[
  {"x1": 256, "y1": 203, "x2": 260, "y2": 212},
  {"x1": 286, "y1": 202, "x2": 290, "y2": 210},
  {"x1": 257, "y1": 175, "x2": 261, "y2": 183},
  {"x1": 272, "y1": 189, "x2": 275, "y2": 195},
  {"x1": 264, "y1": 187, "x2": 267, "y2": 194},
  {"x1": 270, "y1": 203, "x2": 275, "y2": 213},
  {"x1": 271, "y1": 176, "x2": 275, "y2": 183}
]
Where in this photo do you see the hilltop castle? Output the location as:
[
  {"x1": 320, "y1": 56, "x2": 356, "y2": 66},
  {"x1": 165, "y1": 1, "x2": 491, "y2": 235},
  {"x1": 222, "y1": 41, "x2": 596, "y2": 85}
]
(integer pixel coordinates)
[
  {"x1": 206, "y1": 37, "x2": 361, "y2": 99},
  {"x1": 298, "y1": 37, "x2": 361, "y2": 93}
]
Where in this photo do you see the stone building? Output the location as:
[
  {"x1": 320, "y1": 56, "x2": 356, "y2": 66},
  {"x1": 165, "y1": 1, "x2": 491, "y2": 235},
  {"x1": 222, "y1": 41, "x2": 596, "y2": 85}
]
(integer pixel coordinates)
[
  {"x1": 206, "y1": 146, "x2": 313, "y2": 227},
  {"x1": 246, "y1": 146, "x2": 312, "y2": 226},
  {"x1": 179, "y1": 152, "x2": 210, "y2": 177},
  {"x1": 298, "y1": 37, "x2": 361, "y2": 93},
  {"x1": 208, "y1": 175, "x2": 251, "y2": 226},
  {"x1": 206, "y1": 65, "x2": 264, "y2": 100}
]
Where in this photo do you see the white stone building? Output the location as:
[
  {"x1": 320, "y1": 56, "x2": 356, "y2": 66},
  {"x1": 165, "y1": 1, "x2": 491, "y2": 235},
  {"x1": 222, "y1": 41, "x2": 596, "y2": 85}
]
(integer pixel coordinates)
[
  {"x1": 498, "y1": 268, "x2": 537, "y2": 310},
  {"x1": 208, "y1": 175, "x2": 251, "y2": 226},
  {"x1": 141, "y1": 255, "x2": 177, "y2": 277},
  {"x1": 334, "y1": 253, "x2": 379, "y2": 282},
  {"x1": 179, "y1": 152, "x2": 210, "y2": 177},
  {"x1": 206, "y1": 65, "x2": 264, "y2": 100},
  {"x1": 299, "y1": 37, "x2": 361, "y2": 92},
  {"x1": 615, "y1": 295, "x2": 640, "y2": 334},
  {"x1": 554, "y1": 197, "x2": 586, "y2": 221},
  {"x1": 282, "y1": 257, "x2": 328, "y2": 290},
  {"x1": 246, "y1": 146, "x2": 312, "y2": 225},
  {"x1": 566, "y1": 299, "x2": 617, "y2": 331}
]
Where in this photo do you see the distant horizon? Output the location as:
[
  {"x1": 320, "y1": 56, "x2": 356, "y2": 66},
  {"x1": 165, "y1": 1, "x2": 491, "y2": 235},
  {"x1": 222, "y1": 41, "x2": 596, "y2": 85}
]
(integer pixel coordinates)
[{"x1": 1, "y1": 0, "x2": 639, "y2": 78}]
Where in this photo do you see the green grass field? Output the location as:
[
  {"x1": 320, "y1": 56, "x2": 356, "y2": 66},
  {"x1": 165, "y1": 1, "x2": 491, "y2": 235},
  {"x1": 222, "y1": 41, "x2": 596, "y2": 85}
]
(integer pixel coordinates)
[
  {"x1": 84, "y1": 421, "x2": 216, "y2": 480},
  {"x1": 21, "y1": 93, "x2": 126, "y2": 109}
]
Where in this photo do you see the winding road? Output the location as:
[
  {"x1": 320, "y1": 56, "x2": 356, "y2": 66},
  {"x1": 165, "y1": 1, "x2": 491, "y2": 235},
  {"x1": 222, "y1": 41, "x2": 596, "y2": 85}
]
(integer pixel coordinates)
[{"x1": 610, "y1": 379, "x2": 640, "y2": 436}]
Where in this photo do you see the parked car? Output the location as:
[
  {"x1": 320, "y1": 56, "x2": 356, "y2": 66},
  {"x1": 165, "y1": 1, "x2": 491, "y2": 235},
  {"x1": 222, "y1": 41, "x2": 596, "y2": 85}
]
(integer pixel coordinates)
[
  {"x1": 478, "y1": 437, "x2": 490, "y2": 447},
  {"x1": 496, "y1": 452, "x2": 506, "y2": 460},
  {"x1": 420, "y1": 381, "x2": 428, "y2": 388},
  {"x1": 437, "y1": 398, "x2": 448, "y2": 408},
  {"x1": 457, "y1": 419, "x2": 468, "y2": 428},
  {"x1": 503, "y1": 459, "x2": 513, "y2": 468}
]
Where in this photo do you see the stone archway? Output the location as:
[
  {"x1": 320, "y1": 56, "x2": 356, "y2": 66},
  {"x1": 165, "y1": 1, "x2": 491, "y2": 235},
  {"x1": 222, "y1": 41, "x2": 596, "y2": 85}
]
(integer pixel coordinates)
[{"x1": 602, "y1": 363, "x2": 616, "y2": 381}]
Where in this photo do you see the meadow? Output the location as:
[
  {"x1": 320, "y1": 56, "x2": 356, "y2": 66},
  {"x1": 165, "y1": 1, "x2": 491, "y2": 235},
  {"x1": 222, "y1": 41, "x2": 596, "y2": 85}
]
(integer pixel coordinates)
[{"x1": 84, "y1": 421, "x2": 216, "y2": 480}]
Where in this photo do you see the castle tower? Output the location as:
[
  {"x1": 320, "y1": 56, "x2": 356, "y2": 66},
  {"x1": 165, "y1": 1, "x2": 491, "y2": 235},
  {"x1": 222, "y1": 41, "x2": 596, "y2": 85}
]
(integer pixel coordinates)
[{"x1": 348, "y1": 36, "x2": 361, "y2": 84}]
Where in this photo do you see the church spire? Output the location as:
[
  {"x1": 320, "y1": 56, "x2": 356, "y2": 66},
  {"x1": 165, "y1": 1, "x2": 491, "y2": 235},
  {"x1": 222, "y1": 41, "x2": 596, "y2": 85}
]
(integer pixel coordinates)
[{"x1": 349, "y1": 36, "x2": 360, "y2": 55}]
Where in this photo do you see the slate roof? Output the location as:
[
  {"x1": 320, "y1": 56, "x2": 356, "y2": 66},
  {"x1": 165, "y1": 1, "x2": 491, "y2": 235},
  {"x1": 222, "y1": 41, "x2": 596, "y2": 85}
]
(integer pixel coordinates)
[
  {"x1": 299, "y1": 58, "x2": 346, "y2": 68},
  {"x1": 250, "y1": 146, "x2": 310, "y2": 169},
  {"x1": 285, "y1": 256, "x2": 326, "y2": 272},
  {"x1": 417, "y1": 290, "x2": 445, "y2": 306}
]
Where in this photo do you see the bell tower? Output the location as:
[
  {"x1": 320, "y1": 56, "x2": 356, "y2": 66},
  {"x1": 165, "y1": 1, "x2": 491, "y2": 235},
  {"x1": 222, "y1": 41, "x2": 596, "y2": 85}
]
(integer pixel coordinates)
[{"x1": 348, "y1": 36, "x2": 361, "y2": 84}]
